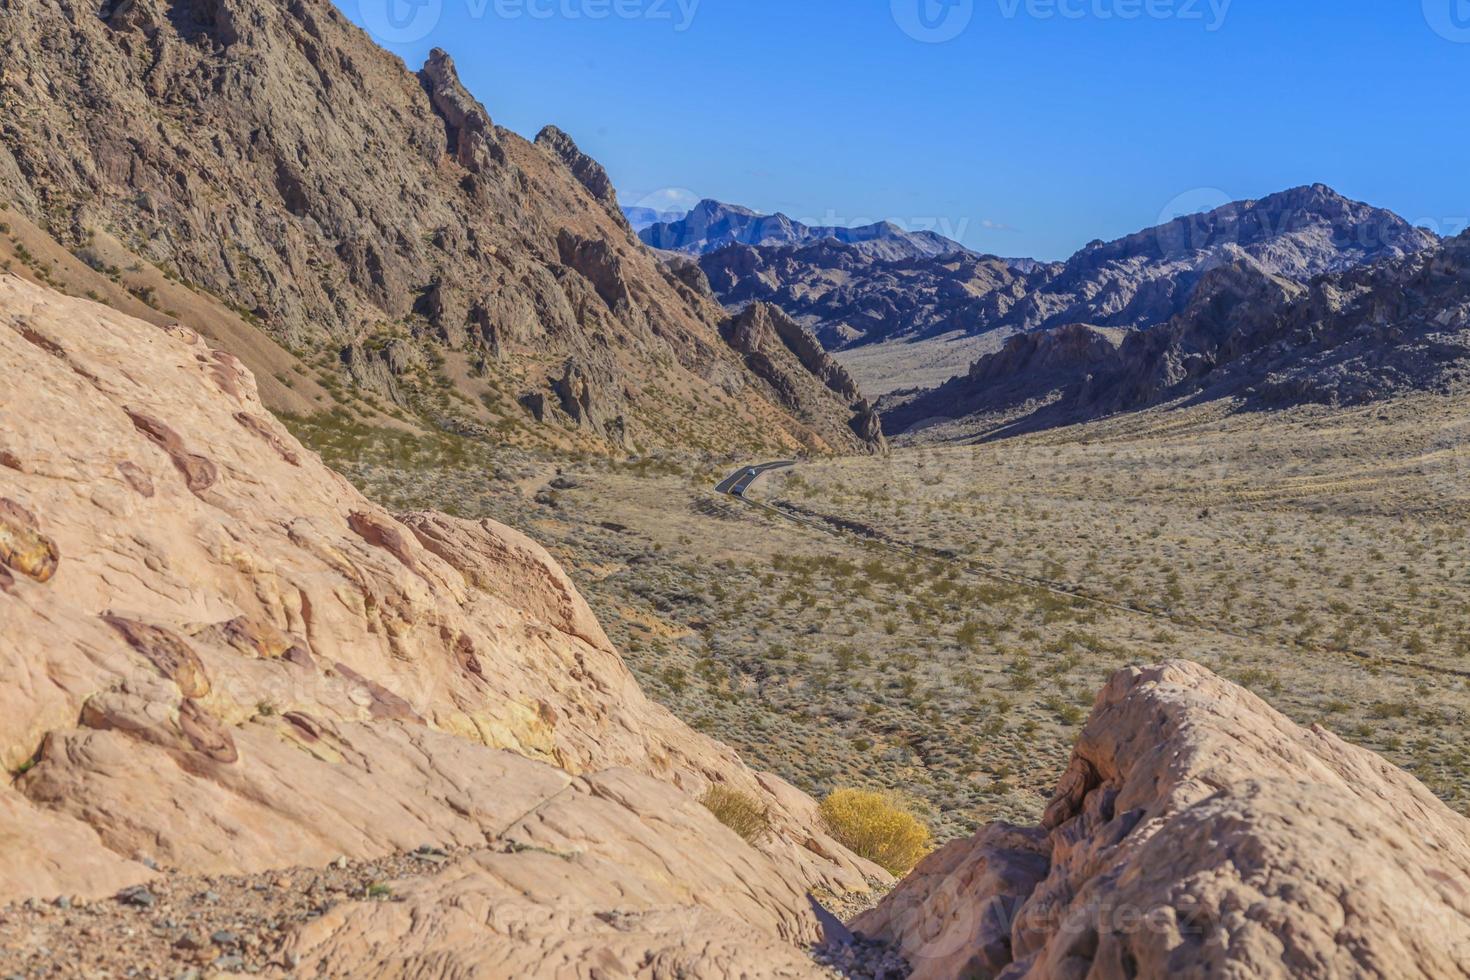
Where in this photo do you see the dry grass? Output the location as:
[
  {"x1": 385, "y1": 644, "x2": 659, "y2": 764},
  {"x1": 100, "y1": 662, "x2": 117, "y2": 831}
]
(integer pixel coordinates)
[
  {"x1": 700, "y1": 785, "x2": 773, "y2": 844},
  {"x1": 819, "y1": 789, "x2": 933, "y2": 876}
]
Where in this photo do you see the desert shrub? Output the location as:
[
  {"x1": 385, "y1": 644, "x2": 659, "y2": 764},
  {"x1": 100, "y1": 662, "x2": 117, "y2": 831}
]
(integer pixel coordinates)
[
  {"x1": 819, "y1": 789, "x2": 932, "y2": 875},
  {"x1": 701, "y1": 785, "x2": 771, "y2": 844}
]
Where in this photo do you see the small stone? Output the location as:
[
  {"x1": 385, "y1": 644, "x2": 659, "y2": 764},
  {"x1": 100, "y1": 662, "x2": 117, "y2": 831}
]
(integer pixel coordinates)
[
  {"x1": 174, "y1": 933, "x2": 206, "y2": 951},
  {"x1": 116, "y1": 885, "x2": 156, "y2": 908},
  {"x1": 211, "y1": 930, "x2": 239, "y2": 946},
  {"x1": 53, "y1": 896, "x2": 71, "y2": 910},
  {"x1": 213, "y1": 955, "x2": 244, "y2": 971},
  {"x1": 333, "y1": 856, "x2": 348, "y2": 869},
  {"x1": 201, "y1": 890, "x2": 221, "y2": 904}
]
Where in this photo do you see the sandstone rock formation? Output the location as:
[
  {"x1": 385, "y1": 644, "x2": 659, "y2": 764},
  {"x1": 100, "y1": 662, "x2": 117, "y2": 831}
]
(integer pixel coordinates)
[
  {"x1": 0, "y1": 275, "x2": 882, "y2": 972},
  {"x1": 855, "y1": 661, "x2": 1470, "y2": 979},
  {"x1": 0, "y1": 0, "x2": 881, "y2": 455}
]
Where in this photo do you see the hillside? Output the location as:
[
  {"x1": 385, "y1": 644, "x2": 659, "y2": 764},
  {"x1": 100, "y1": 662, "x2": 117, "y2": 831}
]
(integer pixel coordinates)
[
  {"x1": 0, "y1": 0, "x2": 880, "y2": 457},
  {"x1": 5, "y1": 274, "x2": 1470, "y2": 977}
]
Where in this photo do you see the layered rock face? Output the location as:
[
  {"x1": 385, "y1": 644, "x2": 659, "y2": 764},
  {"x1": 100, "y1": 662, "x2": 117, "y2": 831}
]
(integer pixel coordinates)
[
  {"x1": 0, "y1": 275, "x2": 882, "y2": 973},
  {"x1": 855, "y1": 661, "x2": 1470, "y2": 979},
  {"x1": 0, "y1": 0, "x2": 881, "y2": 455}
]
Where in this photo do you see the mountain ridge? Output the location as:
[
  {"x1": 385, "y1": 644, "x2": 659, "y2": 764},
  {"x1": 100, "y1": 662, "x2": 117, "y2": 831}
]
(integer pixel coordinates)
[
  {"x1": 640, "y1": 198, "x2": 973, "y2": 261},
  {"x1": 0, "y1": 0, "x2": 881, "y2": 457}
]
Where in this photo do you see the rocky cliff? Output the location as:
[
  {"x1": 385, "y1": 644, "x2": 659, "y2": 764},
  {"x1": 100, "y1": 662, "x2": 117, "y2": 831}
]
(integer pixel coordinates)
[
  {"x1": 0, "y1": 274, "x2": 882, "y2": 974},
  {"x1": 857, "y1": 661, "x2": 1470, "y2": 979},
  {"x1": 722, "y1": 302, "x2": 887, "y2": 453},
  {"x1": 0, "y1": 0, "x2": 881, "y2": 456}
]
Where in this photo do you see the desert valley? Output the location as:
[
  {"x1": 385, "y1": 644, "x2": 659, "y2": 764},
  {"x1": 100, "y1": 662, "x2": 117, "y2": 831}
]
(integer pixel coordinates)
[{"x1": 1, "y1": 0, "x2": 1469, "y2": 977}]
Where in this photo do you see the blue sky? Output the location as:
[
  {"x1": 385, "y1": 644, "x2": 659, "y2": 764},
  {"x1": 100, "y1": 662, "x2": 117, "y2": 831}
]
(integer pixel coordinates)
[{"x1": 342, "y1": 0, "x2": 1470, "y2": 259}]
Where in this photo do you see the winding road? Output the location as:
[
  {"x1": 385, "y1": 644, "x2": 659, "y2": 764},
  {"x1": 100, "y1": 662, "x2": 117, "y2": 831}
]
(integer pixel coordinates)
[{"x1": 714, "y1": 460, "x2": 795, "y2": 497}]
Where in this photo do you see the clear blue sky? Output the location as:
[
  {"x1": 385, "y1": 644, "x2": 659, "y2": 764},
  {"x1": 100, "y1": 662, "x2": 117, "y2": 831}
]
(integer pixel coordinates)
[{"x1": 341, "y1": 0, "x2": 1470, "y2": 259}]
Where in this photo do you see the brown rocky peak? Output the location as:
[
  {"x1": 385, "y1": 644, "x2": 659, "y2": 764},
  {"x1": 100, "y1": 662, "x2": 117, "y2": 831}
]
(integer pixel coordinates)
[
  {"x1": 536, "y1": 124, "x2": 631, "y2": 231},
  {"x1": 418, "y1": 47, "x2": 500, "y2": 174}
]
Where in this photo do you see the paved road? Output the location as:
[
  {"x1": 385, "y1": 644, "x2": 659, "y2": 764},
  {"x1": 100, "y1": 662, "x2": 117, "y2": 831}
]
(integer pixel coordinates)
[{"x1": 715, "y1": 460, "x2": 795, "y2": 497}]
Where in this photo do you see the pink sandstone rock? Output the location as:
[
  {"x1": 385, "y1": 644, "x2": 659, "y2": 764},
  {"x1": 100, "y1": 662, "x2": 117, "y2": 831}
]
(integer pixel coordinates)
[
  {"x1": 0, "y1": 275, "x2": 880, "y2": 973},
  {"x1": 855, "y1": 660, "x2": 1470, "y2": 979}
]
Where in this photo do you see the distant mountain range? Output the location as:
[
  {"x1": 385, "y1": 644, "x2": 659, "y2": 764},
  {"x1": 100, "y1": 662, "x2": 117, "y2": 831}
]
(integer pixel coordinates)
[
  {"x1": 885, "y1": 204, "x2": 1467, "y2": 439},
  {"x1": 623, "y1": 205, "x2": 689, "y2": 232},
  {"x1": 634, "y1": 199, "x2": 972, "y2": 261},
  {"x1": 697, "y1": 185, "x2": 1437, "y2": 362}
]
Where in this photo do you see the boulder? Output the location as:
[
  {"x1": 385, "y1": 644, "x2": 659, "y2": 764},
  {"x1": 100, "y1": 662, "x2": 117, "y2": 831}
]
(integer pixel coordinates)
[{"x1": 855, "y1": 661, "x2": 1470, "y2": 979}]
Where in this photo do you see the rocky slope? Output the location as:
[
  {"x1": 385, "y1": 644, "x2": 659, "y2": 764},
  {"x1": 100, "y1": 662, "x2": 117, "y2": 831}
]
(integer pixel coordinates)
[
  {"x1": 857, "y1": 661, "x2": 1470, "y2": 979},
  {"x1": 0, "y1": 274, "x2": 884, "y2": 974},
  {"x1": 885, "y1": 230, "x2": 1470, "y2": 438},
  {"x1": 0, "y1": 0, "x2": 880, "y2": 456},
  {"x1": 642, "y1": 199, "x2": 970, "y2": 261}
]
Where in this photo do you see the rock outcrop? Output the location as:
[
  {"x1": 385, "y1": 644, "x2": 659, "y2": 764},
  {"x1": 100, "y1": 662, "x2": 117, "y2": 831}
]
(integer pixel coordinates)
[
  {"x1": 855, "y1": 661, "x2": 1470, "y2": 979},
  {"x1": 722, "y1": 303, "x2": 887, "y2": 454},
  {"x1": 0, "y1": 0, "x2": 880, "y2": 456},
  {"x1": 0, "y1": 275, "x2": 882, "y2": 972}
]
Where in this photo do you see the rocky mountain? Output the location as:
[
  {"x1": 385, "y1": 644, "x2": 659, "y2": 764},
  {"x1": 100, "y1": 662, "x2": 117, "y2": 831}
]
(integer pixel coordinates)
[
  {"x1": 856, "y1": 661, "x2": 1470, "y2": 979},
  {"x1": 0, "y1": 274, "x2": 883, "y2": 973},
  {"x1": 641, "y1": 199, "x2": 971, "y2": 261},
  {"x1": 885, "y1": 230, "x2": 1470, "y2": 438},
  {"x1": 695, "y1": 185, "x2": 1436, "y2": 399},
  {"x1": 700, "y1": 239, "x2": 1036, "y2": 351},
  {"x1": 986, "y1": 184, "x2": 1437, "y2": 338},
  {"x1": 0, "y1": 0, "x2": 880, "y2": 457}
]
